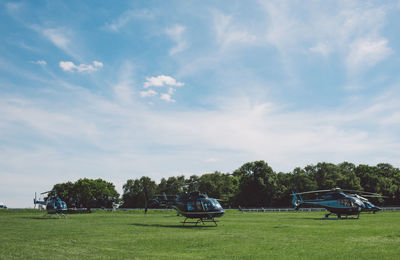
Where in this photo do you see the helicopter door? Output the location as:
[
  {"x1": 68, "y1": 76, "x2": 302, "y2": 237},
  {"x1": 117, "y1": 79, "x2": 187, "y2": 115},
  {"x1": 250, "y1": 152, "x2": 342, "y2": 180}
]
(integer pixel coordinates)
[
  {"x1": 201, "y1": 200, "x2": 212, "y2": 211},
  {"x1": 196, "y1": 201, "x2": 204, "y2": 211},
  {"x1": 187, "y1": 202, "x2": 195, "y2": 211},
  {"x1": 338, "y1": 198, "x2": 353, "y2": 207}
]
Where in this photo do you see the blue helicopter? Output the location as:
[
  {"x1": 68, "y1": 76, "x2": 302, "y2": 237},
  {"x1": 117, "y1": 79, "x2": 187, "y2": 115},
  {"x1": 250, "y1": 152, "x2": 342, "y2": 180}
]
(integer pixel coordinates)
[
  {"x1": 291, "y1": 188, "x2": 384, "y2": 219},
  {"x1": 150, "y1": 191, "x2": 225, "y2": 226},
  {"x1": 34, "y1": 192, "x2": 68, "y2": 216},
  {"x1": 0, "y1": 202, "x2": 7, "y2": 209}
]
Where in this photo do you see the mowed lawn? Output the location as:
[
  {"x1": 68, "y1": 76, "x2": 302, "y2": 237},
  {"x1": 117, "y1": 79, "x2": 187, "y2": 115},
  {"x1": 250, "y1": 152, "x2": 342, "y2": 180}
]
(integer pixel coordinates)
[{"x1": 1, "y1": 209, "x2": 399, "y2": 259}]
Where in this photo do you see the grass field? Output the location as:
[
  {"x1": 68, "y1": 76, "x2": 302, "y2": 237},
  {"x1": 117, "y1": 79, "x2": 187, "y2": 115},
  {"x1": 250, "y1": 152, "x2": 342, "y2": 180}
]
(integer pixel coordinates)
[{"x1": 1, "y1": 209, "x2": 399, "y2": 259}]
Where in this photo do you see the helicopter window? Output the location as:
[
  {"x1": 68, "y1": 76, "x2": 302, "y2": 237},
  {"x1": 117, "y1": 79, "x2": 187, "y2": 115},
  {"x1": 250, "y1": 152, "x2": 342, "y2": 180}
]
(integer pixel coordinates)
[
  {"x1": 201, "y1": 199, "x2": 220, "y2": 211},
  {"x1": 338, "y1": 198, "x2": 353, "y2": 207},
  {"x1": 187, "y1": 202, "x2": 195, "y2": 211},
  {"x1": 196, "y1": 201, "x2": 203, "y2": 211},
  {"x1": 211, "y1": 199, "x2": 222, "y2": 209}
]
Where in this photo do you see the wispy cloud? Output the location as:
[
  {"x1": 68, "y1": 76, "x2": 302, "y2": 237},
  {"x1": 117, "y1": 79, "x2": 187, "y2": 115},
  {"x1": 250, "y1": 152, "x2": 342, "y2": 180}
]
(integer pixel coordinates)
[
  {"x1": 346, "y1": 37, "x2": 392, "y2": 73},
  {"x1": 259, "y1": 1, "x2": 392, "y2": 76},
  {"x1": 32, "y1": 26, "x2": 83, "y2": 61},
  {"x1": 59, "y1": 61, "x2": 103, "y2": 72},
  {"x1": 30, "y1": 60, "x2": 47, "y2": 65},
  {"x1": 213, "y1": 11, "x2": 257, "y2": 49},
  {"x1": 140, "y1": 89, "x2": 157, "y2": 98},
  {"x1": 42, "y1": 28, "x2": 70, "y2": 50},
  {"x1": 166, "y1": 24, "x2": 187, "y2": 55},
  {"x1": 112, "y1": 62, "x2": 136, "y2": 105},
  {"x1": 103, "y1": 9, "x2": 154, "y2": 32},
  {"x1": 309, "y1": 42, "x2": 331, "y2": 57}
]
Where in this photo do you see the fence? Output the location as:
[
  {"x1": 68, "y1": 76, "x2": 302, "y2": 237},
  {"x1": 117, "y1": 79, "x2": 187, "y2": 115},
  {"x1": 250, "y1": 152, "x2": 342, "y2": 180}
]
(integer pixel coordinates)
[{"x1": 239, "y1": 207, "x2": 400, "y2": 212}]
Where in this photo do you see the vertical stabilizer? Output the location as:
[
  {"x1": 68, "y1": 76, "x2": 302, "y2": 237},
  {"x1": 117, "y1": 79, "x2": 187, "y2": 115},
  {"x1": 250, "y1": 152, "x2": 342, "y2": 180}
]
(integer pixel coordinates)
[{"x1": 291, "y1": 192, "x2": 303, "y2": 210}]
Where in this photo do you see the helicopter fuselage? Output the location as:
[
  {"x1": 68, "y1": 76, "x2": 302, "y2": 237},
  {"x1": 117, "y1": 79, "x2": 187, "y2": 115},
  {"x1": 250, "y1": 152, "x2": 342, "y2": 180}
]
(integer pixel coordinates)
[
  {"x1": 173, "y1": 197, "x2": 225, "y2": 219},
  {"x1": 293, "y1": 192, "x2": 365, "y2": 217},
  {"x1": 152, "y1": 191, "x2": 225, "y2": 220}
]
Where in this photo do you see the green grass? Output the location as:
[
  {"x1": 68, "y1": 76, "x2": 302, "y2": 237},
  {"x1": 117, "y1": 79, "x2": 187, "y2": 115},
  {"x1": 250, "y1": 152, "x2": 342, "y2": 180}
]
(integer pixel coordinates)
[{"x1": 1, "y1": 209, "x2": 399, "y2": 259}]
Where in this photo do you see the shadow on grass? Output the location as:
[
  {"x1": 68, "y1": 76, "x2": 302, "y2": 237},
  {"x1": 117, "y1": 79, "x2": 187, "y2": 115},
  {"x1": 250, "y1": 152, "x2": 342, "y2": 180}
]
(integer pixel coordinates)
[
  {"x1": 19, "y1": 215, "x2": 69, "y2": 220},
  {"x1": 130, "y1": 223, "x2": 217, "y2": 228},
  {"x1": 20, "y1": 217, "x2": 60, "y2": 220},
  {"x1": 281, "y1": 217, "x2": 360, "y2": 220}
]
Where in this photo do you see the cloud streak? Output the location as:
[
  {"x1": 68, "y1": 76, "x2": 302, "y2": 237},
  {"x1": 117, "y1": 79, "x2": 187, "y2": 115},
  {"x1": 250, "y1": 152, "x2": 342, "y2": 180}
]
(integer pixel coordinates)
[
  {"x1": 166, "y1": 24, "x2": 188, "y2": 55},
  {"x1": 103, "y1": 9, "x2": 154, "y2": 32},
  {"x1": 59, "y1": 61, "x2": 103, "y2": 72}
]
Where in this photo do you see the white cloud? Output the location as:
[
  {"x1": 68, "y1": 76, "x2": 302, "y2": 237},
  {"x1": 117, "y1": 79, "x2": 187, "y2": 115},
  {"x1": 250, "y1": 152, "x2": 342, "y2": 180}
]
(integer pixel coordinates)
[
  {"x1": 258, "y1": 1, "x2": 392, "y2": 74},
  {"x1": 143, "y1": 75, "x2": 184, "y2": 88},
  {"x1": 59, "y1": 61, "x2": 75, "y2": 71},
  {"x1": 166, "y1": 24, "x2": 187, "y2": 55},
  {"x1": 142, "y1": 76, "x2": 183, "y2": 102},
  {"x1": 160, "y1": 93, "x2": 175, "y2": 103},
  {"x1": 346, "y1": 38, "x2": 392, "y2": 73},
  {"x1": 43, "y1": 28, "x2": 69, "y2": 50},
  {"x1": 31, "y1": 60, "x2": 47, "y2": 65},
  {"x1": 59, "y1": 61, "x2": 103, "y2": 72},
  {"x1": 140, "y1": 89, "x2": 158, "y2": 97}
]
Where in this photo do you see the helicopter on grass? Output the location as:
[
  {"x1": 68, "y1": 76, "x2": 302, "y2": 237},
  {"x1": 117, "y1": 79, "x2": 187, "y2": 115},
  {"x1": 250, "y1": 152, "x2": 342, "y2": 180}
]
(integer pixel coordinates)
[
  {"x1": 150, "y1": 191, "x2": 225, "y2": 226},
  {"x1": 0, "y1": 202, "x2": 7, "y2": 209},
  {"x1": 34, "y1": 191, "x2": 67, "y2": 217},
  {"x1": 291, "y1": 188, "x2": 385, "y2": 219}
]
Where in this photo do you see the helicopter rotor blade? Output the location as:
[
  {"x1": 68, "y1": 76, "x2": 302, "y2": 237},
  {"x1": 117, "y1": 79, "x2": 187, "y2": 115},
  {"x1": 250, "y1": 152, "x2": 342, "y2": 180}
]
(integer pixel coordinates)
[
  {"x1": 341, "y1": 189, "x2": 386, "y2": 197},
  {"x1": 360, "y1": 194, "x2": 389, "y2": 198},
  {"x1": 292, "y1": 189, "x2": 333, "y2": 195}
]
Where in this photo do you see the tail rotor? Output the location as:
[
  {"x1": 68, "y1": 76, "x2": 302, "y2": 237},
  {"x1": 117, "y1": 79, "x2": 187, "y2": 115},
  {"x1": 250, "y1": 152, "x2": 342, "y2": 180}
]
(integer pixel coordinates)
[{"x1": 291, "y1": 191, "x2": 303, "y2": 210}]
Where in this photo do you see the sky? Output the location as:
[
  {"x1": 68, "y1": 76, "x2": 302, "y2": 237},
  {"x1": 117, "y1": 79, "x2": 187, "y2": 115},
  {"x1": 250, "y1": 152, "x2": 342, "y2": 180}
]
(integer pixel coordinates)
[{"x1": 1, "y1": 0, "x2": 400, "y2": 207}]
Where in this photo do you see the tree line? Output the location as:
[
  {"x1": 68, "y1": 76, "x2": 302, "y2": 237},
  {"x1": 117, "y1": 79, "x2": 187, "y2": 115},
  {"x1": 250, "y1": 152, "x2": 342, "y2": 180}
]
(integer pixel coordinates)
[{"x1": 49, "y1": 161, "x2": 400, "y2": 209}]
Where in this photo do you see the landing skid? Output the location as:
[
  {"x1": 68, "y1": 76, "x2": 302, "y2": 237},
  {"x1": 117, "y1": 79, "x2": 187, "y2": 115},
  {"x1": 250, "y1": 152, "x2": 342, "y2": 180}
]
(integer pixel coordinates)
[
  {"x1": 323, "y1": 212, "x2": 359, "y2": 220},
  {"x1": 182, "y1": 217, "x2": 218, "y2": 226}
]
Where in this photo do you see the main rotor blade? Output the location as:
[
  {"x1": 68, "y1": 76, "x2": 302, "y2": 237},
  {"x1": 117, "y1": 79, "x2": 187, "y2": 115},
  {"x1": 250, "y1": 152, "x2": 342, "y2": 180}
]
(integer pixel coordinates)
[
  {"x1": 360, "y1": 194, "x2": 389, "y2": 198},
  {"x1": 341, "y1": 189, "x2": 383, "y2": 196},
  {"x1": 292, "y1": 189, "x2": 333, "y2": 195}
]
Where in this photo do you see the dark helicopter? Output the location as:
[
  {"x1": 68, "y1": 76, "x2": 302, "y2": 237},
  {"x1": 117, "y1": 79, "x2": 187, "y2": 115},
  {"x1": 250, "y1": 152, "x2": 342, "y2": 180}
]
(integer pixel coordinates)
[
  {"x1": 150, "y1": 191, "x2": 225, "y2": 226},
  {"x1": 291, "y1": 188, "x2": 384, "y2": 219},
  {"x1": 34, "y1": 192, "x2": 67, "y2": 216}
]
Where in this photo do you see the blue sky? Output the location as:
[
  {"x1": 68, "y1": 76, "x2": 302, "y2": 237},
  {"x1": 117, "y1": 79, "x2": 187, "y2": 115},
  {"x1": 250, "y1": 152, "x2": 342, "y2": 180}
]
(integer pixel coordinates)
[{"x1": 1, "y1": 1, "x2": 400, "y2": 207}]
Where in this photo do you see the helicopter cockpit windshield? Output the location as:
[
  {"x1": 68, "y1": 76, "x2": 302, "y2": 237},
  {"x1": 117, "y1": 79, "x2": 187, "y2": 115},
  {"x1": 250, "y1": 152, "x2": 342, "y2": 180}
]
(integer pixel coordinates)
[{"x1": 202, "y1": 199, "x2": 222, "y2": 211}]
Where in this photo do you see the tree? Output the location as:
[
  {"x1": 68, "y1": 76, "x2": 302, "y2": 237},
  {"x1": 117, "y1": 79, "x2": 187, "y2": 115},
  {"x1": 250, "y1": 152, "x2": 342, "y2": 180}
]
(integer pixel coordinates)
[
  {"x1": 48, "y1": 181, "x2": 76, "y2": 207},
  {"x1": 48, "y1": 178, "x2": 119, "y2": 209},
  {"x1": 337, "y1": 162, "x2": 361, "y2": 190},
  {"x1": 156, "y1": 176, "x2": 186, "y2": 195},
  {"x1": 197, "y1": 171, "x2": 238, "y2": 206},
  {"x1": 233, "y1": 161, "x2": 277, "y2": 207},
  {"x1": 121, "y1": 177, "x2": 157, "y2": 208}
]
